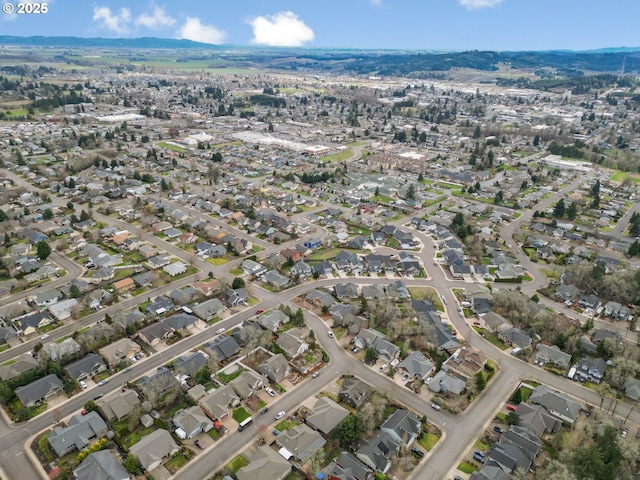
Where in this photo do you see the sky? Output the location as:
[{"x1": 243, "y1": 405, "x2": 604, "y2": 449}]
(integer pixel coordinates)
[{"x1": 1, "y1": 0, "x2": 639, "y2": 51}]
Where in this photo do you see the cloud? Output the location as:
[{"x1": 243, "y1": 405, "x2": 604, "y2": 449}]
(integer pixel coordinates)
[
  {"x1": 459, "y1": 0, "x2": 503, "y2": 9},
  {"x1": 136, "y1": 5, "x2": 176, "y2": 29},
  {"x1": 248, "y1": 11, "x2": 314, "y2": 47},
  {"x1": 177, "y1": 17, "x2": 226, "y2": 44},
  {"x1": 93, "y1": 6, "x2": 132, "y2": 34},
  {"x1": 370, "y1": 0, "x2": 382, "y2": 6}
]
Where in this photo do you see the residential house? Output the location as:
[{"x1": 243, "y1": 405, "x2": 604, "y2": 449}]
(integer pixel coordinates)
[
  {"x1": 146, "y1": 296, "x2": 174, "y2": 315},
  {"x1": 64, "y1": 353, "x2": 107, "y2": 381},
  {"x1": 173, "y1": 406, "x2": 213, "y2": 439},
  {"x1": 241, "y1": 259, "x2": 267, "y2": 277},
  {"x1": 192, "y1": 278, "x2": 221, "y2": 297},
  {"x1": 397, "y1": 351, "x2": 435, "y2": 381},
  {"x1": 16, "y1": 311, "x2": 54, "y2": 335},
  {"x1": 96, "y1": 389, "x2": 141, "y2": 422},
  {"x1": 136, "y1": 369, "x2": 177, "y2": 402},
  {"x1": 499, "y1": 327, "x2": 532, "y2": 350},
  {"x1": 257, "y1": 354, "x2": 291, "y2": 383},
  {"x1": 257, "y1": 310, "x2": 289, "y2": 332},
  {"x1": 275, "y1": 423, "x2": 326, "y2": 462},
  {"x1": 529, "y1": 385, "x2": 581, "y2": 424},
  {"x1": 276, "y1": 329, "x2": 309, "y2": 359},
  {"x1": 442, "y1": 347, "x2": 487, "y2": 379},
  {"x1": 163, "y1": 261, "x2": 187, "y2": 277},
  {"x1": 326, "y1": 452, "x2": 374, "y2": 480},
  {"x1": 42, "y1": 338, "x2": 80, "y2": 362},
  {"x1": 427, "y1": 370, "x2": 467, "y2": 395},
  {"x1": 192, "y1": 298, "x2": 225, "y2": 321},
  {"x1": 339, "y1": 377, "x2": 372, "y2": 409},
  {"x1": 305, "y1": 397, "x2": 350, "y2": 435},
  {"x1": 500, "y1": 425, "x2": 543, "y2": 461},
  {"x1": 534, "y1": 344, "x2": 571, "y2": 369},
  {"x1": 48, "y1": 411, "x2": 108, "y2": 457},
  {"x1": 236, "y1": 446, "x2": 291, "y2": 480},
  {"x1": 137, "y1": 322, "x2": 174, "y2": 346},
  {"x1": 113, "y1": 278, "x2": 135, "y2": 294},
  {"x1": 230, "y1": 371, "x2": 267, "y2": 400},
  {"x1": 0, "y1": 353, "x2": 39, "y2": 381},
  {"x1": 15, "y1": 374, "x2": 64, "y2": 407},
  {"x1": 334, "y1": 282, "x2": 360, "y2": 299},
  {"x1": 49, "y1": 299, "x2": 78, "y2": 321},
  {"x1": 515, "y1": 403, "x2": 562, "y2": 436},
  {"x1": 225, "y1": 288, "x2": 249, "y2": 307},
  {"x1": 572, "y1": 357, "x2": 607, "y2": 384},
  {"x1": 355, "y1": 431, "x2": 399, "y2": 474},
  {"x1": 203, "y1": 336, "x2": 240, "y2": 363},
  {"x1": 147, "y1": 255, "x2": 170, "y2": 269},
  {"x1": 130, "y1": 429, "x2": 179, "y2": 471},
  {"x1": 488, "y1": 442, "x2": 532, "y2": 475},
  {"x1": 469, "y1": 461, "x2": 509, "y2": 480},
  {"x1": 72, "y1": 450, "x2": 130, "y2": 480},
  {"x1": 380, "y1": 409, "x2": 421, "y2": 447},
  {"x1": 199, "y1": 385, "x2": 240, "y2": 420},
  {"x1": 173, "y1": 352, "x2": 207, "y2": 377},
  {"x1": 169, "y1": 286, "x2": 198, "y2": 306},
  {"x1": 373, "y1": 338, "x2": 400, "y2": 363},
  {"x1": 99, "y1": 338, "x2": 141, "y2": 365},
  {"x1": 32, "y1": 288, "x2": 62, "y2": 307},
  {"x1": 262, "y1": 270, "x2": 290, "y2": 288}
]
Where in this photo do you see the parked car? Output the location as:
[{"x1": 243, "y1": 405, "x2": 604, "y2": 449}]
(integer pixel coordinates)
[
  {"x1": 327, "y1": 330, "x2": 334, "y2": 338},
  {"x1": 431, "y1": 403, "x2": 441, "y2": 411},
  {"x1": 411, "y1": 447, "x2": 425, "y2": 458},
  {"x1": 379, "y1": 364, "x2": 388, "y2": 372},
  {"x1": 79, "y1": 380, "x2": 88, "y2": 389},
  {"x1": 275, "y1": 411, "x2": 286, "y2": 420},
  {"x1": 94, "y1": 393, "x2": 104, "y2": 400},
  {"x1": 312, "y1": 371, "x2": 319, "y2": 378},
  {"x1": 265, "y1": 387, "x2": 277, "y2": 397},
  {"x1": 454, "y1": 476, "x2": 464, "y2": 480},
  {"x1": 215, "y1": 327, "x2": 225, "y2": 335},
  {"x1": 493, "y1": 426, "x2": 504, "y2": 433},
  {"x1": 80, "y1": 409, "x2": 88, "y2": 415},
  {"x1": 256, "y1": 309, "x2": 264, "y2": 314},
  {"x1": 195, "y1": 439, "x2": 205, "y2": 449},
  {"x1": 401, "y1": 374, "x2": 409, "y2": 381},
  {"x1": 40, "y1": 334, "x2": 49, "y2": 340},
  {"x1": 260, "y1": 407, "x2": 269, "y2": 414},
  {"x1": 506, "y1": 404, "x2": 517, "y2": 411},
  {"x1": 97, "y1": 379, "x2": 109, "y2": 386},
  {"x1": 272, "y1": 429, "x2": 280, "y2": 436}
]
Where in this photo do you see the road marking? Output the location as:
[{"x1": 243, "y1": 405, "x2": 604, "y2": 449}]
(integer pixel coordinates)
[{"x1": 14, "y1": 451, "x2": 23, "y2": 457}]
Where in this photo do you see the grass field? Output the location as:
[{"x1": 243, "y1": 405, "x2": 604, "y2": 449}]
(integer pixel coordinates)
[
  {"x1": 320, "y1": 149, "x2": 353, "y2": 163},
  {"x1": 610, "y1": 171, "x2": 640, "y2": 184},
  {"x1": 232, "y1": 407, "x2": 251, "y2": 423},
  {"x1": 418, "y1": 432, "x2": 440, "y2": 451},
  {"x1": 225, "y1": 455, "x2": 249, "y2": 474},
  {"x1": 157, "y1": 142, "x2": 187, "y2": 153}
]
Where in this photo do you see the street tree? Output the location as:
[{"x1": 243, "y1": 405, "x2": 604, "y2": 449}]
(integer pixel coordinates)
[{"x1": 36, "y1": 240, "x2": 51, "y2": 260}]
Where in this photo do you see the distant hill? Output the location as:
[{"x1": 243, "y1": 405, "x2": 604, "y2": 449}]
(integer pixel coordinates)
[{"x1": 0, "y1": 35, "x2": 221, "y2": 49}]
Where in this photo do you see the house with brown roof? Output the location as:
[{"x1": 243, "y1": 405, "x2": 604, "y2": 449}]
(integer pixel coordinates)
[
  {"x1": 113, "y1": 278, "x2": 135, "y2": 294},
  {"x1": 99, "y1": 338, "x2": 141, "y2": 364},
  {"x1": 199, "y1": 385, "x2": 240, "y2": 420},
  {"x1": 96, "y1": 389, "x2": 141, "y2": 422}
]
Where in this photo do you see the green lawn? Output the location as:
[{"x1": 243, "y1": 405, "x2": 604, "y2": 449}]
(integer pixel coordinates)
[
  {"x1": 225, "y1": 455, "x2": 249, "y2": 474},
  {"x1": 157, "y1": 142, "x2": 187, "y2": 153},
  {"x1": 275, "y1": 419, "x2": 300, "y2": 431},
  {"x1": 473, "y1": 327, "x2": 509, "y2": 350},
  {"x1": 418, "y1": 432, "x2": 440, "y2": 451},
  {"x1": 218, "y1": 368, "x2": 245, "y2": 383},
  {"x1": 228, "y1": 267, "x2": 243, "y2": 276},
  {"x1": 232, "y1": 407, "x2": 251, "y2": 423},
  {"x1": 319, "y1": 149, "x2": 353, "y2": 162},
  {"x1": 458, "y1": 461, "x2": 479, "y2": 474},
  {"x1": 165, "y1": 452, "x2": 188, "y2": 473},
  {"x1": 122, "y1": 427, "x2": 155, "y2": 448},
  {"x1": 206, "y1": 257, "x2": 228, "y2": 265}
]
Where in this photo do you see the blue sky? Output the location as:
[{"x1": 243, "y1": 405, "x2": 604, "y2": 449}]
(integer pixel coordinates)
[{"x1": 2, "y1": 0, "x2": 639, "y2": 51}]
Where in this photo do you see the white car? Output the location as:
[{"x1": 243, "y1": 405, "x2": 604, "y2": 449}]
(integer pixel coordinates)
[
  {"x1": 98, "y1": 379, "x2": 109, "y2": 386},
  {"x1": 129, "y1": 356, "x2": 137, "y2": 363},
  {"x1": 275, "y1": 411, "x2": 286, "y2": 420},
  {"x1": 327, "y1": 331, "x2": 334, "y2": 338},
  {"x1": 265, "y1": 387, "x2": 277, "y2": 397},
  {"x1": 79, "y1": 380, "x2": 88, "y2": 389},
  {"x1": 431, "y1": 403, "x2": 441, "y2": 411},
  {"x1": 379, "y1": 364, "x2": 388, "y2": 372},
  {"x1": 40, "y1": 334, "x2": 49, "y2": 340},
  {"x1": 215, "y1": 327, "x2": 225, "y2": 335}
]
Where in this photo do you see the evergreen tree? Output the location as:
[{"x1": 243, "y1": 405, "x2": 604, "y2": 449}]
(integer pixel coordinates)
[
  {"x1": 553, "y1": 198, "x2": 566, "y2": 217},
  {"x1": 567, "y1": 201, "x2": 578, "y2": 220}
]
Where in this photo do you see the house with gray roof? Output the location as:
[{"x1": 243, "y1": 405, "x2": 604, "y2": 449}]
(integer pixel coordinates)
[
  {"x1": 397, "y1": 351, "x2": 435, "y2": 380},
  {"x1": 305, "y1": 397, "x2": 350, "y2": 435},
  {"x1": 48, "y1": 411, "x2": 108, "y2": 457},
  {"x1": 275, "y1": 423, "x2": 326, "y2": 462},
  {"x1": 199, "y1": 385, "x2": 240, "y2": 420},
  {"x1": 469, "y1": 460, "x2": 509, "y2": 480},
  {"x1": 236, "y1": 445, "x2": 291, "y2": 480},
  {"x1": 262, "y1": 270, "x2": 290, "y2": 288},
  {"x1": 136, "y1": 369, "x2": 177, "y2": 402},
  {"x1": 64, "y1": 353, "x2": 107, "y2": 381},
  {"x1": 230, "y1": 370, "x2": 267, "y2": 399},
  {"x1": 529, "y1": 384, "x2": 581, "y2": 424},
  {"x1": 427, "y1": 370, "x2": 467, "y2": 395},
  {"x1": 73, "y1": 450, "x2": 130, "y2": 480},
  {"x1": 138, "y1": 322, "x2": 174, "y2": 346},
  {"x1": 339, "y1": 377, "x2": 372, "y2": 409},
  {"x1": 172, "y1": 406, "x2": 213, "y2": 439},
  {"x1": 15, "y1": 374, "x2": 63, "y2": 407},
  {"x1": 500, "y1": 425, "x2": 543, "y2": 461},
  {"x1": 257, "y1": 354, "x2": 291, "y2": 383},
  {"x1": 276, "y1": 330, "x2": 309, "y2": 359},
  {"x1": 203, "y1": 336, "x2": 240, "y2": 362},
  {"x1": 534, "y1": 344, "x2": 571, "y2": 369},
  {"x1": 499, "y1": 327, "x2": 532, "y2": 349},
  {"x1": 355, "y1": 430, "x2": 398, "y2": 474},
  {"x1": 373, "y1": 338, "x2": 400, "y2": 363},
  {"x1": 192, "y1": 298, "x2": 224, "y2": 321},
  {"x1": 515, "y1": 403, "x2": 561, "y2": 436},
  {"x1": 96, "y1": 389, "x2": 140, "y2": 422},
  {"x1": 0, "y1": 353, "x2": 39, "y2": 381},
  {"x1": 173, "y1": 352, "x2": 207, "y2": 377},
  {"x1": 130, "y1": 429, "x2": 179, "y2": 471},
  {"x1": 488, "y1": 442, "x2": 532, "y2": 474},
  {"x1": 257, "y1": 310, "x2": 289, "y2": 332},
  {"x1": 380, "y1": 409, "x2": 421, "y2": 447},
  {"x1": 327, "y1": 452, "x2": 374, "y2": 480}
]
